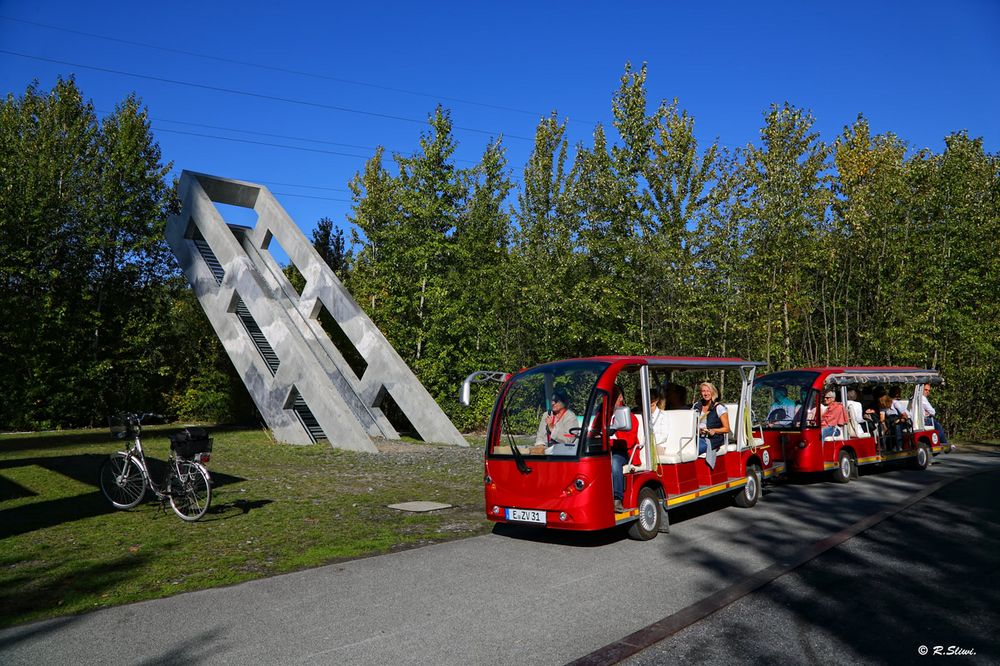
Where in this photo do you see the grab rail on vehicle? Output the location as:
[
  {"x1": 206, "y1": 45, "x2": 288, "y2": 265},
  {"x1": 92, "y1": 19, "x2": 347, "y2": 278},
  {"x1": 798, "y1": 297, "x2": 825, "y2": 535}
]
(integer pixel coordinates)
[{"x1": 459, "y1": 371, "x2": 510, "y2": 407}]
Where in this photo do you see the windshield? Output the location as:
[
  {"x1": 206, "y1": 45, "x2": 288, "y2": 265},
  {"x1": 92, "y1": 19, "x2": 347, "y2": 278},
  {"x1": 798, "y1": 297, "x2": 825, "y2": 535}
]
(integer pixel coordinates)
[
  {"x1": 751, "y1": 371, "x2": 819, "y2": 429},
  {"x1": 491, "y1": 361, "x2": 608, "y2": 459}
]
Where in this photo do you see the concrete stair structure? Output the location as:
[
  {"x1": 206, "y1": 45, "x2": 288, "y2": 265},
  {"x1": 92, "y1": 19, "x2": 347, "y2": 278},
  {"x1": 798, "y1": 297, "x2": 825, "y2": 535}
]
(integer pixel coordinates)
[{"x1": 165, "y1": 171, "x2": 467, "y2": 451}]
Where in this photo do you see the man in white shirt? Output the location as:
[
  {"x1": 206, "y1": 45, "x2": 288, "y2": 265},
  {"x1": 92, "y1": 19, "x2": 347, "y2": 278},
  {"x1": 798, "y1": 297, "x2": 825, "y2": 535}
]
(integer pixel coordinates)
[
  {"x1": 846, "y1": 389, "x2": 866, "y2": 435},
  {"x1": 922, "y1": 385, "x2": 955, "y2": 452}
]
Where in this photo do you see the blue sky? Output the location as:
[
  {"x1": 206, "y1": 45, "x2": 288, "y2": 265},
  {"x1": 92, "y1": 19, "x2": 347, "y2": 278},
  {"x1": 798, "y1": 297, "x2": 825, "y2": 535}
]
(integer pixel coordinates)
[{"x1": 2, "y1": 0, "x2": 998, "y2": 242}]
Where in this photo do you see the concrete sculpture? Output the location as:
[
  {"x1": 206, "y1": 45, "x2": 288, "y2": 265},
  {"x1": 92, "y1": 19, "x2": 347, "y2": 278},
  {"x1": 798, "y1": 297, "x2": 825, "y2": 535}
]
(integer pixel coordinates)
[{"x1": 165, "y1": 171, "x2": 467, "y2": 451}]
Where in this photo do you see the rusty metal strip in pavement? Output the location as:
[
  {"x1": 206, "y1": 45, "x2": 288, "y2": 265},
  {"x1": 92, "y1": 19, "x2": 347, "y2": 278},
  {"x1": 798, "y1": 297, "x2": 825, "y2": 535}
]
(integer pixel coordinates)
[{"x1": 568, "y1": 465, "x2": 1000, "y2": 666}]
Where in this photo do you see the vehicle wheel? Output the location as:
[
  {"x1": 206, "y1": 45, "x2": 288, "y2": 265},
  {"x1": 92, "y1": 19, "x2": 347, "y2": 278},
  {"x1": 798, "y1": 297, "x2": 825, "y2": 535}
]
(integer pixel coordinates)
[
  {"x1": 169, "y1": 460, "x2": 212, "y2": 521},
  {"x1": 627, "y1": 487, "x2": 661, "y2": 541},
  {"x1": 912, "y1": 442, "x2": 931, "y2": 470},
  {"x1": 734, "y1": 465, "x2": 762, "y2": 508},
  {"x1": 831, "y1": 450, "x2": 852, "y2": 484},
  {"x1": 99, "y1": 453, "x2": 148, "y2": 509}
]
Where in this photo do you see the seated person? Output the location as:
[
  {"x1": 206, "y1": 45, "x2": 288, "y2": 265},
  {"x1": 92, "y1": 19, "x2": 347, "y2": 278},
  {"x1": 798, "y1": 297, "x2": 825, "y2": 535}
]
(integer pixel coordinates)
[
  {"x1": 878, "y1": 393, "x2": 905, "y2": 451},
  {"x1": 889, "y1": 386, "x2": 912, "y2": 423},
  {"x1": 820, "y1": 390, "x2": 848, "y2": 439},
  {"x1": 694, "y1": 382, "x2": 729, "y2": 469},
  {"x1": 767, "y1": 387, "x2": 797, "y2": 425},
  {"x1": 846, "y1": 389, "x2": 865, "y2": 434},
  {"x1": 533, "y1": 390, "x2": 577, "y2": 454},
  {"x1": 663, "y1": 382, "x2": 688, "y2": 410},
  {"x1": 610, "y1": 386, "x2": 639, "y2": 513},
  {"x1": 649, "y1": 387, "x2": 669, "y2": 453},
  {"x1": 922, "y1": 384, "x2": 954, "y2": 452}
]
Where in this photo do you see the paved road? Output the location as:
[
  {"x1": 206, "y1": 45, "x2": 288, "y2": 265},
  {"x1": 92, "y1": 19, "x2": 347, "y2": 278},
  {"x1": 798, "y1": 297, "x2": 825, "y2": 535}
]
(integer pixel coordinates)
[{"x1": 1, "y1": 453, "x2": 997, "y2": 665}]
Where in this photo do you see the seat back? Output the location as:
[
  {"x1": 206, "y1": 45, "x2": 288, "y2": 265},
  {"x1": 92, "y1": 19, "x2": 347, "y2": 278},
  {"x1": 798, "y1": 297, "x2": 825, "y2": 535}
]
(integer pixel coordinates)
[
  {"x1": 655, "y1": 409, "x2": 698, "y2": 464},
  {"x1": 723, "y1": 403, "x2": 739, "y2": 452}
]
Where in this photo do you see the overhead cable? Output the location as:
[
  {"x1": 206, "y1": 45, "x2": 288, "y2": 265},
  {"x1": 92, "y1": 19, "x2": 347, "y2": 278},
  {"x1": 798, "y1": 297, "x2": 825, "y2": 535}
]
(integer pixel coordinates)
[
  {"x1": 0, "y1": 49, "x2": 533, "y2": 141},
  {"x1": 0, "y1": 14, "x2": 584, "y2": 123}
]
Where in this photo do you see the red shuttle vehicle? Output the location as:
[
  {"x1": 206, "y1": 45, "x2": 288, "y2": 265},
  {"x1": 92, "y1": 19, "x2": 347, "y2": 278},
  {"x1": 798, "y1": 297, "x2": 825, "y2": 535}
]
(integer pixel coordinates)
[
  {"x1": 751, "y1": 367, "x2": 944, "y2": 482},
  {"x1": 461, "y1": 356, "x2": 785, "y2": 540}
]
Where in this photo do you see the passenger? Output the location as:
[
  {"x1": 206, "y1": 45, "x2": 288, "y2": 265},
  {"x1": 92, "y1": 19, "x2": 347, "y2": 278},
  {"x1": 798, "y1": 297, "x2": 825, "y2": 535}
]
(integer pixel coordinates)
[
  {"x1": 922, "y1": 385, "x2": 955, "y2": 453},
  {"x1": 865, "y1": 387, "x2": 887, "y2": 421},
  {"x1": 533, "y1": 390, "x2": 577, "y2": 454},
  {"x1": 846, "y1": 389, "x2": 865, "y2": 434},
  {"x1": 889, "y1": 386, "x2": 912, "y2": 423},
  {"x1": 649, "y1": 388, "x2": 669, "y2": 455},
  {"x1": 663, "y1": 382, "x2": 688, "y2": 410},
  {"x1": 820, "y1": 390, "x2": 848, "y2": 439},
  {"x1": 768, "y1": 387, "x2": 797, "y2": 425},
  {"x1": 694, "y1": 382, "x2": 729, "y2": 470},
  {"x1": 610, "y1": 386, "x2": 639, "y2": 513},
  {"x1": 878, "y1": 393, "x2": 904, "y2": 451}
]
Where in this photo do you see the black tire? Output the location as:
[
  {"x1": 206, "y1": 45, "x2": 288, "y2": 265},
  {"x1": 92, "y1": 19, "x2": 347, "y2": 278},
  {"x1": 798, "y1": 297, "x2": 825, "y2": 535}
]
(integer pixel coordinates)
[
  {"x1": 831, "y1": 450, "x2": 852, "y2": 484},
  {"x1": 168, "y1": 460, "x2": 212, "y2": 521},
  {"x1": 734, "y1": 465, "x2": 762, "y2": 508},
  {"x1": 99, "y1": 452, "x2": 148, "y2": 509},
  {"x1": 912, "y1": 442, "x2": 931, "y2": 470},
  {"x1": 627, "y1": 487, "x2": 661, "y2": 541}
]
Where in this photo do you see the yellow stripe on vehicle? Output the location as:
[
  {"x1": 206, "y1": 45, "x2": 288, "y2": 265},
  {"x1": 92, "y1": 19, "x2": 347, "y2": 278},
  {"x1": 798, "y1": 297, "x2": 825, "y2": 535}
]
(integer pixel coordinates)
[
  {"x1": 883, "y1": 451, "x2": 916, "y2": 461},
  {"x1": 614, "y1": 508, "x2": 639, "y2": 524},
  {"x1": 763, "y1": 464, "x2": 785, "y2": 478},
  {"x1": 666, "y1": 478, "x2": 747, "y2": 507}
]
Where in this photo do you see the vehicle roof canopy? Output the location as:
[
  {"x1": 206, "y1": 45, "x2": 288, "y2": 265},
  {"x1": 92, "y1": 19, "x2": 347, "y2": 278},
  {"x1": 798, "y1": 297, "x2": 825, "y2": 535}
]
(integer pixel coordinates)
[
  {"x1": 644, "y1": 357, "x2": 767, "y2": 370},
  {"x1": 824, "y1": 369, "x2": 943, "y2": 387}
]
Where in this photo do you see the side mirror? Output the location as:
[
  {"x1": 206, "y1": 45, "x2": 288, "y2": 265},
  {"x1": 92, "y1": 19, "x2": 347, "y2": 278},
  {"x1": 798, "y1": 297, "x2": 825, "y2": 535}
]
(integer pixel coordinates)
[{"x1": 610, "y1": 406, "x2": 632, "y2": 432}]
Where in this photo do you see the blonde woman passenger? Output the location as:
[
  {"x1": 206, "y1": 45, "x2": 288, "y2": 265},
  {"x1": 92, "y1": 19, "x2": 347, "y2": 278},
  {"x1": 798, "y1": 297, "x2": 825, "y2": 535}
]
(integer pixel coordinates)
[{"x1": 694, "y1": 381, "x2": 730, "y2": 469}]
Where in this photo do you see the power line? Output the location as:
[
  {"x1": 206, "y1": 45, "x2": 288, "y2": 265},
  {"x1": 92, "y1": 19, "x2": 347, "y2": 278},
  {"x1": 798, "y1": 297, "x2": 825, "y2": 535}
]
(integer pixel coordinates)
[
  {"x1": 0, "y1": 49, "x2": 534, "y2": 141},
  {"x1": 152, "y1": 127, "x2": 372, "y2": 159},
  {"x1": 258, "y1": 180, "x2": 350, "y2": 193},
  {"x1": 154, "y1": 117, "x2": 378, "y2": 152},
  {"x1": 0, "y1": 14, "x2": 587, "y2": 124},
  {"x1": 149, "y1": 116, "x2": 477, "y2": 165},
  {"x1": 270, "y1": 191, "x2": 353, "y2": 203}
]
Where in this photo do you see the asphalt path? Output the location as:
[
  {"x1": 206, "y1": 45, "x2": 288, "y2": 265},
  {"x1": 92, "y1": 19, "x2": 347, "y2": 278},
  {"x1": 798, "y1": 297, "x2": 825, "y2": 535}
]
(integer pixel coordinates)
[{"x1": 1, "y1": 453, "x2": 998, "y2": 665}]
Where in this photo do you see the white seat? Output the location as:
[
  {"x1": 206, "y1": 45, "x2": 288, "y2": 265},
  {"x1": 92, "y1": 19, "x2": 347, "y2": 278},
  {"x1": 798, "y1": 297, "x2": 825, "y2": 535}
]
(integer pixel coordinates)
[
  {"x1": 723, "y1": 403, "x2": 739, "y2": 452},
  {"x1": 655, "y1": 409, "x2": 698, "y2": 464}
]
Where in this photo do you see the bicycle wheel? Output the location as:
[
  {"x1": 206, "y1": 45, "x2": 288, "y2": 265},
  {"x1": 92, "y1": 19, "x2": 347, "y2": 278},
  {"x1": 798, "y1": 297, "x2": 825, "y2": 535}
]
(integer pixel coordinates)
[
  {"x1": 99, "y1": 452, "x2": 148, "y2": 509},
  {"x1": 169, "y1": 460, "x2": 212, "y2": 521}
]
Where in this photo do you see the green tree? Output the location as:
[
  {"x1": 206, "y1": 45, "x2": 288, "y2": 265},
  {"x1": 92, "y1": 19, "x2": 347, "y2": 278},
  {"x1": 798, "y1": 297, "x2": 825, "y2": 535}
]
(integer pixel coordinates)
[
  {"x1": 509, "y1": 113, "x2": 581, "y2": 364},
  {"x1": 740, "y1": 103, "x2": 831, "y2": 367},
  {"x1": 0, "y1": 78, "x2": 174, "y2": 427}
]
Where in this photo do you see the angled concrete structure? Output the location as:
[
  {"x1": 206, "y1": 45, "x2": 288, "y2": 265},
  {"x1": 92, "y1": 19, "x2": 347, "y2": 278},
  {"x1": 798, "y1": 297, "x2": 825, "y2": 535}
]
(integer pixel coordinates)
[{"x1": 165, "y1": 171, "x2": 467, "y2": 450}]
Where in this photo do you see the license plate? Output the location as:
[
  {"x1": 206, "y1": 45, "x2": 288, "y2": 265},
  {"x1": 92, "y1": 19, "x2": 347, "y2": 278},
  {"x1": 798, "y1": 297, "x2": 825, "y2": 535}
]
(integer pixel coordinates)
[{"x1": 505, "y1": 508, "x2": 546, "y2": 524}]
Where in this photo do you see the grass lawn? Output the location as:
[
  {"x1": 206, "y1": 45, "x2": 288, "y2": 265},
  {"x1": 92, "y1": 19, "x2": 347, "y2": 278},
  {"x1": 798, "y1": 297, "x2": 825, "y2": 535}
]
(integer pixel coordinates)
[{"x1": 0, "y1": 425, "x2": 489, "y2": 629}]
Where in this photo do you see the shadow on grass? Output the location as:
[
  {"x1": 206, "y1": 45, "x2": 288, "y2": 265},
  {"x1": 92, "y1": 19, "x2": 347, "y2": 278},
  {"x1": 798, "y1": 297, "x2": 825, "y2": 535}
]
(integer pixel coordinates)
[
  {"x1": 0, "y1": 430, "x2": 123, "y2": 453},
  {"x1": 203, "y1": 498, "x2": 274, "y2": 521},
  {"x1": 0, "y1": 424, "x2": 261, "y2": 454},
  {"x1": 0, "y1": 453, "x2": 248, "y2": 538},
  {"x1": 0, "y1": 552, "x2": 152, "y2": 632}
]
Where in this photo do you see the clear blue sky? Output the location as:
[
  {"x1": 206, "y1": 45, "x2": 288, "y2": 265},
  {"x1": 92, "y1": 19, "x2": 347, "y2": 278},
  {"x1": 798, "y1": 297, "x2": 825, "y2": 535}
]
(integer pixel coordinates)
[{"x1": 2, "y1": 0, "x2": 998, "y2": 242}]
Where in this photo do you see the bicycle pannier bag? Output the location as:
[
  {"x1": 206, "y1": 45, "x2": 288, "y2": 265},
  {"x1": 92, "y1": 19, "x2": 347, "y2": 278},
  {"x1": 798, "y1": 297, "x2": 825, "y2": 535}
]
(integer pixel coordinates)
[{"x1": 169, "y1": 427, "x2": 213, "y2": 458}]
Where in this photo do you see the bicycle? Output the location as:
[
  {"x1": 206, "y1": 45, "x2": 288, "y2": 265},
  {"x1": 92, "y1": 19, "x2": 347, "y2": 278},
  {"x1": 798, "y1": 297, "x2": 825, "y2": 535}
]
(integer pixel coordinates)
[{"x1": 99, "y1": 412, "x2": 214, "y2": 521}]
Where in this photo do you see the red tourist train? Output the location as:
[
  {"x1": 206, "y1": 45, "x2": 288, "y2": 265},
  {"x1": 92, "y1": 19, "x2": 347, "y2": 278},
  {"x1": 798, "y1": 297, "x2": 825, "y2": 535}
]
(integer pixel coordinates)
[
  {"x1": 751, "y1": 367, "x2": 944, "y2": 482},
  {"x1": 461, "y1": 356, "x2": 786, "y2": 540}
]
